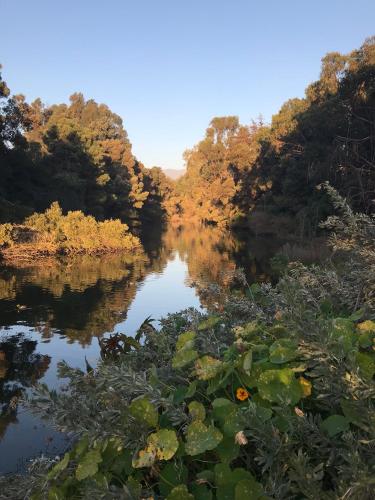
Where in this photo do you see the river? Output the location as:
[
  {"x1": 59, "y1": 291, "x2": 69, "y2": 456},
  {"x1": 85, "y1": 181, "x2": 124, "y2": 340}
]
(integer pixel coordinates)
[{"x1": 0, "y1": 224, "x2": 322, "y2": 473}]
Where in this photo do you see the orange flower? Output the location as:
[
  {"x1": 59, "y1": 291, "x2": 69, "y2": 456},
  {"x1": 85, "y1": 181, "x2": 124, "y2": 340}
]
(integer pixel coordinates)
[{"x1": 236, "y1": 387, "x2": 250, "y2": 401}]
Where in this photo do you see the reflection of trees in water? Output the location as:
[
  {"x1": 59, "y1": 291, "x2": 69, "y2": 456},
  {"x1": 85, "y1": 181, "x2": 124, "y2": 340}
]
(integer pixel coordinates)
[
  {"x1": 0, "y1": 226, "x2": 285, "y2": 347},
  {"x1": 161, "y1": 224, "x2": 282, "y2": 290},
  {"x1": 0, "y1": 252, "x2": 159, "y2": 346},
  {"x1": 0, "y1": 333, "x2": 50, "y2": 440}
]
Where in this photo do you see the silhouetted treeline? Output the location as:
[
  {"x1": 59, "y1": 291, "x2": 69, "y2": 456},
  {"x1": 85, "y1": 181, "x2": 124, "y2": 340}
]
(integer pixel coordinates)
[
  {"x1": 174, "y1": 37, "x2": 375, "y2": 232},
  {"x1": 0, "y1": 74, "x2": 172, "y2": 225}
]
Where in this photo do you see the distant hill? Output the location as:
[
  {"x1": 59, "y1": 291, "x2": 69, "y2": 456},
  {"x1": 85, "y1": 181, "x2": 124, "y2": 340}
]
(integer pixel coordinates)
[{"x1": 163, "y1": 168, "x2": 185, "y2": 180}]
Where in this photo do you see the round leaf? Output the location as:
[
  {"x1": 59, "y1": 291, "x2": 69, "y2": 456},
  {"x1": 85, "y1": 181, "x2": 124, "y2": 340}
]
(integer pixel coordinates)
[
  {"x1": 258, "y1": 368, "x2": 302, "y2": 405},
  {"x1": 185, "y1": 421, "x2": 223, "y2": 456}
]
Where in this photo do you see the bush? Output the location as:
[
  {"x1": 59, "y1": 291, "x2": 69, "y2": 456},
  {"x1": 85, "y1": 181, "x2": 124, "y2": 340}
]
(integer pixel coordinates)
[
  {"x1": 0, "y1": 223, "x2": 13, "y2": 247},
  {"x1": 1, "y1": 202, "x2": 141, "y2": 255}
]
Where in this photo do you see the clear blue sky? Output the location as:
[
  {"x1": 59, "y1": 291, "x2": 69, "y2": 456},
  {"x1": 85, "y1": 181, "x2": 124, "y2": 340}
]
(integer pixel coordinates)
[{"x1": 2, "y1": 0, "x2": 374, "y2": 170}]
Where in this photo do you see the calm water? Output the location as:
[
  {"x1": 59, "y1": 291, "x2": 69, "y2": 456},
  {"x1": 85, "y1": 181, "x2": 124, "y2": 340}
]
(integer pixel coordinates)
[{"x1": 0, "y1": 224, "x2": 299, "y2": 473}]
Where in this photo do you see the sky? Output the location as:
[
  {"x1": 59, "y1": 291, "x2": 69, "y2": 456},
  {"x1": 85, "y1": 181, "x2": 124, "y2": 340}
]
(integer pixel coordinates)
[{"x1": 2, "y1": 0, "x2": 375, "y2": 170}]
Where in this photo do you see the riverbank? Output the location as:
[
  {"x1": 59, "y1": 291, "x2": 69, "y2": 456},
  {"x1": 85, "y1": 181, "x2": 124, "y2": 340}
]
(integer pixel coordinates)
[{"x1": 0, "y1": 203, "x2": 141, "y2": 261}]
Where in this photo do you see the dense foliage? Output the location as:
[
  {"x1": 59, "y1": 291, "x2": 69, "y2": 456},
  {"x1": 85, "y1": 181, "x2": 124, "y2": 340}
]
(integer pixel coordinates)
[
  {"x1": 0, "y1": 202, "x2": 141, "y2": 256},
  {"x1": 175, "y1": 37, "x2": 375, "y2": 231},
  {"x1": 0, "y1": 69, "x2": 172, "y2": 225},
  {"x1": 1, "y1": 189, "x2": 374, "y2": 499}
]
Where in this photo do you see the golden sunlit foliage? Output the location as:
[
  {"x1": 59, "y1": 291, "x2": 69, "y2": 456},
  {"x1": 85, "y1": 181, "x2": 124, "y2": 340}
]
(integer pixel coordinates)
[
  {"x1": 0, "y1": 80, "x2": 172, "y2": 226},
  {"x1": 0, "y1": 202, "x2": 141, "y2": 256},
  {"x1": 175, "y1": 37, "x2": 375, "y2": 232}
]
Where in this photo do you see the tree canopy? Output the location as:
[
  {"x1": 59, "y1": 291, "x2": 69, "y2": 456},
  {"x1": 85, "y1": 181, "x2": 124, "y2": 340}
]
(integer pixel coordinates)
[{"x1": 174, "y1": 37, "x2": 375, "y2": 230}]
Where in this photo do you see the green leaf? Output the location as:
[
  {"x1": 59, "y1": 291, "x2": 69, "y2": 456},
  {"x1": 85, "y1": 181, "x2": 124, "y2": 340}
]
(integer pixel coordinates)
[
  {"x1": 191, "y1": 483, "x2": 213, "y2": 500},
  {"x1": 176, "y1": 331, "x2": 196, "y2": 350},
  {"x1": 132, "y1": 429, "x2": 179, "y2": 468},
  {"x1": 186, "y1": 380, "x2": 197, "y2": 398},
  {"x1": 340, "y1": 399, "x2": 371, "y2": 432},
  {"x1": 214, "y1": 464, "x2": 254, "y2": 500},
  {"x1": 48, "y1": 453, "x2": 70, "y2": 479},
  {"x1": 47, "y1": 486, "x2": 65, "y2": 500},
  {"x1": 188, "y1": 401, "x2": 206, "y2": 421},
  {"x1": 242, "y1": 350, "x2": 252, "y2": 374},
  {"x1": 253, "y1": 404, "x2": 273, "y2": 423},
  {"x1": 167, "y1": 485, "x2": 194, "y2": 500},
  {"x1": 198, "y1": 316, "x2": 221, "y2": 330},
  {"x1": 216, "y1": 436, "x2": 240, "y2": 463},
  {"x1": 125, "y1": 476, "x2": 141, "y2": 498},
  {"x1": 358, "y1": 331, "x2": 373, "y2": 349},
  {"x1": 349, "y1": 309, "x2": 365, "y2": 321},
  {"x1": 320, "y1": 415, "x2": 350, "y2": 437},
  {"x1": 329, "y1": 318, "x2": 356, "y2": 355},
  {"x1": 222, "y1": 408, "x2": 246, "y2": 437},
  {"x1": 235, "y1": 478, "x2": 265, "y2": 499},
  {"x1": 173, "y1": 385, "x2": 188, "y2": 404},
  {"x1": 356, "y1": 352, "x2": 375, "y2": 380},
  {"x1": 74, "y1": 435, "x2": 89, "y2": 458},
  {"x1": 76, "y1": 449, "x2": 102, "y2": 481},
  {"x1": 110, "y1": 449, "x2": 133, "y2": 476},
  {"x1": 129, "y1": 396, "x2": 158, "y2": 427},
  {"x1": 212, "y1": 398, "x2": 236, "y2": 422},
  {"x1": 195, "y1": 356, "x2": 224, "y2": 380},
  {"x1": 148, "y1": 429, "x2": 179, "y2": 460},
  {"x1": 196, "y1": 470, "x2": 215, "y2": 483},
  {"x1": 269, "y1": 339, "x2": 298, "y2": 364},
  {"x1": 258, "y1": 368, "x2": 302, "y2": 405},
  {"x1": 185, "y1": 421, "x2": 223, "y2": 456},
  {"x1": 172, "y1": 348, "x2": 199, "y2": 369},
  {"x1": 207, "y1": 365, "x2": 234, "y2": 394},
  {"x1": 159, "y1": 462, "x2": 188, "y2": 497}
]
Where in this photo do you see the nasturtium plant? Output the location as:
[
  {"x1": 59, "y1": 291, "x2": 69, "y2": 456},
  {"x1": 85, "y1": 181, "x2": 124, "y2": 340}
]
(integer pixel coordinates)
[
  {"x1": 195, "y1": 355, "x2": 224, "y2": 380},
  {"x1": 172, "y1": 348, "x2": 199, "y2": 369},
  {"x1": 176, "y1": 330, "x2": 196, "y2": 350},
  {"x1": 166, "y1": 484, "x2": 194, "y2": 500},
  {"x1": 129, "y1": 396, "x2": 158, "y2": 427},
  {"x1": 188, "y1": 401, "x2": 206, "y2": 421},
  {"x1": 329, "y1": 318, "x2": 357, "y2": 355},
  {"x1": 132, "y1": 429, "x2": 179, "y2": 468},
  {"x1": 75, "y1": 449, "x2": 102, "y2": 481},
  {"x1": 216, "y1": 436, "x2": 240, "y2": 463},
  {"x1": 235, "y1": 478, "x2": 265, "y2": 500},
  {"x1": 269, "y1": 339, "x2": 298, "y2": 364},
  {"x1": 355, "y1": 352, "x2": 375, "y2": 380},
  {"x1": 241, "y1": 350, "x2": 252, "y2": 374},
  {"x1": 214, "y1": 464, "x2": 264, "y2": 500},
  {"x1": 258, "y1": 368, "x2": 302, "y2": 405},
  {"x1": 185, "y1": 421, "x2": 223, "y2": 456},
  {"x1": 159, "y1": 462, "x2": 188, "y2": 497},
  {"x1": 47, "y1": 452, "x2": 70, "y2": 479}
]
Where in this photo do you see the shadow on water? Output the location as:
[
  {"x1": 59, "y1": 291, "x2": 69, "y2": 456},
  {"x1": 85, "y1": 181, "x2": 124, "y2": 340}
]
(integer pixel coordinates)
[{"x1": 0, "y1": 224, "x2": 327, "y2": 473}]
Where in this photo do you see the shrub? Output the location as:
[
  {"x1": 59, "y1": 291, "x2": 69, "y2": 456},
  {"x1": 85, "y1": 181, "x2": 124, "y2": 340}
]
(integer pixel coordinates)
[
  {"x1": 1, "y1": 202, "x2": 141, "y2": 255},
  {"x1": 0, "y1": 223, "x2": 13, "y2": 247}
]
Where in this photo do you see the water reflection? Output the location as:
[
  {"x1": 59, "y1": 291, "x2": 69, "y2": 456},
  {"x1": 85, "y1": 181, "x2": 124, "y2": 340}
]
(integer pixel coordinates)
[
  {"x1": 0, "y1": 224, "x2": 287, "y2": 472},
  {"x1": 0, "y1": 333, "x2": 50, "y2": 438}
]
